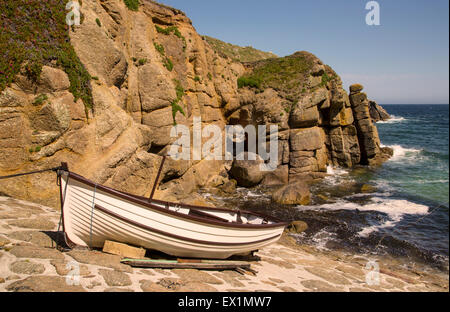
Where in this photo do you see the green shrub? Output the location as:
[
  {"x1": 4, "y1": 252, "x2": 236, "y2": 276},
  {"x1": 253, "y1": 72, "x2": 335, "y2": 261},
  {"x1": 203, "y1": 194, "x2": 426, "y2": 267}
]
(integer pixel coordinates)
[
  {"x1": 33, "y1": 94, "x2": 48, "y2": 105},
  {"x1": 29, "y1": 145, "x2": 42, "y2": 153},
  {"x1": 24, "y1": 59, "x2": 43, "y2": 83},
  {"x1": 194, "y1": 76, "x2": 201, "y2": 82},
  {"x1": 163, "y1": 58, "x2": 174, "y2": 72},
  {"x1": 154, "y1": 42, "x2": 165, "y2": 56},
  {"x1": 207, "y1": 72, "x2": 212, "y2": 81},
  {"x1": 138, "y1": 58, "x2": 147, "y2": 66},
  {"x1": 155, "y1": 25, "x2": 187, "y2": 51},
  {"x1": 123, "y1": 0, "x2": 139, "y2": 11},
  {"x1": 171, "y1": 79, "x2": 186, "y2": 125},
  {"x1": 56, "y1": 42, "x2": 93, "y2": 110},
  {"x1": 96, "y1": 18, "x2": 101, "y2": 27},
  {"x1": 237, "y1": 76, "x2": 261, "y2": 89},
  {"x1": 320, "y1": 72, "x2": 333, "y2": 87}
]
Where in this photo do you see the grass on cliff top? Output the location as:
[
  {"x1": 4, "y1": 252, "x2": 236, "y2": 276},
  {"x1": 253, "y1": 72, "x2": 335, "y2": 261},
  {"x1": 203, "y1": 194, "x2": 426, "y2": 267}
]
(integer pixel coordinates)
[
  {"x1": 238, "y1": 53, "x2": 314, "y2": 92},
  {"x1": 203, "y1": 36, "x2": 277, "y2": 63},
  {"x1": 0, "y1": 0, "x2": 93, "y2": 110}
]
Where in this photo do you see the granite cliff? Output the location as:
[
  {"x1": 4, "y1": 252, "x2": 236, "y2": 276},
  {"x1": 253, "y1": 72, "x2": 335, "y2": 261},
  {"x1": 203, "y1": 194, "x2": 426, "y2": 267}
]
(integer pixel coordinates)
[{"x1": 0, "y1": 0, "x2": 392, "y2": 207}]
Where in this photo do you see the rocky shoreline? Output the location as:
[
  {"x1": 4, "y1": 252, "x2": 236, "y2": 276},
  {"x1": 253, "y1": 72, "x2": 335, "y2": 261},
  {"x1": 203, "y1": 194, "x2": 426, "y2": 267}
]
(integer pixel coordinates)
[{"x1": 1, "y1": 196, "x2": 447, "y2": 292}]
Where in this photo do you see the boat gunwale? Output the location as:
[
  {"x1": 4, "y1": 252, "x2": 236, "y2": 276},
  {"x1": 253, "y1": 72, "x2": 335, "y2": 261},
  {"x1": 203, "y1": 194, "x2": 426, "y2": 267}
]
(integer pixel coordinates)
[{"x1": 65, "y1": 171, "x2": 289, "y2": 230}]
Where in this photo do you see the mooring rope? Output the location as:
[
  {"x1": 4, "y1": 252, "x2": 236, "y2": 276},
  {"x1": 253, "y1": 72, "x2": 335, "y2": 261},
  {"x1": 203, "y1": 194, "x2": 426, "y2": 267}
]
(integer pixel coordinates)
[{"x1": 0, "y1": 167, "x2": 61, "y2": 180}]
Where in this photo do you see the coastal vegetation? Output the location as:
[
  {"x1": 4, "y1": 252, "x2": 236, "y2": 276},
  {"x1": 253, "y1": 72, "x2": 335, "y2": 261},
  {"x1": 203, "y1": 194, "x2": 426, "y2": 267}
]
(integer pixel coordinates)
[
  {"x1": 238, "y1": 54, "x2": 312, "y2": 92},
  {"x1": 123, "y1": 0, "x2": 139, "y2": 11},
  {"x1": 171, "y1": 79, "x2": 186, "y2": 125},
  {"x1": 155, "y1": 25, "x2": 187, "y2": 51},
  {"x1": 33, "y1": 94, "x2": 49, "y2": 106},
  {"x1": 138, "y1": 58, "x2": 147, "y2": 66},
  {"x1": 163, "y1": 58, "x2": 174, "y2": 72},
  {"x1": 0, "y1": 0, "x2": 93, "y2": 110},
  {"x1": 153, "y1": 41, "x2": 173, "y2": 71},
  {"x1": 203, "y1": 36, "x2": 277, "y2": 63},
  {"x1": 154, "y1": 42, "x2": 165, "y2": 55}
]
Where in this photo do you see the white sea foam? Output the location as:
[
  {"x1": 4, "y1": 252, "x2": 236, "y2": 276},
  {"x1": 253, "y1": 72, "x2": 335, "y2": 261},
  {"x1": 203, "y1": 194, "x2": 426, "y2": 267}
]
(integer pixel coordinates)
[
  {"x1": 297, "y1": 197, "x2": 429, "y2": 237},
  {"x1": 358, "y1": 219, "x2": 399, "y2": 237},
  {"x1": 377, "y1": 115, "x2": 406, "y2": 124},
  {"x1": 413, "y1": 179, "x2": 450, "y2": 184},
  {"x1": 323, "y1": 166, "x2": 352, "y2": 186},
  {"x1": 326, "y1": 165, "x2": 349, "y2": 176},
  {"x1": 293, "y1": 228, "x2": 338, "y2": 251},
  {"x1": 246, "y1": 191, "x2": 263, "y2": 198},
  {"x1": 382, "y1": 144, "x2": 423, "y2": 162},
  {"x1": 302, "y1": 197, "x2": 429, "y2": 216}
]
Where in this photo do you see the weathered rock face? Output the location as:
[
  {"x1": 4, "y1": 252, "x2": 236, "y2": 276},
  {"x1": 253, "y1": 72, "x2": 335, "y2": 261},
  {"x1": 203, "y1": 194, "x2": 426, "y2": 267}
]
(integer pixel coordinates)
[
  {"x1": 0, "y1": 0, "x2": 392, "y2": 207},
  {"x1": 232, "y1": 54, "x2": 390, "y2": 185},
  {"x1": 369, "y1": 100, "x2": 391, "y2": 123},
  {"x1": 349, "y1": 85, "x2": 392, "y2": 165},
  {"x1": 0, "y1": 0, "x2": 240, "y2": 206}
]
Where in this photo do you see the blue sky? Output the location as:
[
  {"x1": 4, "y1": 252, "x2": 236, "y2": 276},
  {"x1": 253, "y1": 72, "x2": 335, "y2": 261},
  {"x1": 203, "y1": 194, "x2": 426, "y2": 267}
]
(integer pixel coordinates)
[{"x1": 158, "y1": 0, "x2": 449, "y2": 104}]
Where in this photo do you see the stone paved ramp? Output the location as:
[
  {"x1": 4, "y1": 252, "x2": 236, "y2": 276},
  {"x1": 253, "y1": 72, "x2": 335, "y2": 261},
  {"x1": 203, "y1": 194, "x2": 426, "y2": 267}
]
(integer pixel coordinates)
[{"x1": 0, "y1": 196, "x2": 448, "y2": 292}]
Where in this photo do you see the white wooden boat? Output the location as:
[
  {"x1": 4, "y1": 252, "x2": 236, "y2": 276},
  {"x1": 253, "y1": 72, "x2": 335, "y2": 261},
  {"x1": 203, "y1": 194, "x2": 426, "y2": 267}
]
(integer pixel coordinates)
[{"x1": 57, "y1": 164, "x2": 288, "y2": 259}]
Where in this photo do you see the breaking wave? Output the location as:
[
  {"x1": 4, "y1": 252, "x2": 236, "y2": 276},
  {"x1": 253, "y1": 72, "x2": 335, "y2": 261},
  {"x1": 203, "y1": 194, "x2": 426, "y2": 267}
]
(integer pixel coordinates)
[{"x1": 377, "y1": 115, "x2": 407, "y2": 124}]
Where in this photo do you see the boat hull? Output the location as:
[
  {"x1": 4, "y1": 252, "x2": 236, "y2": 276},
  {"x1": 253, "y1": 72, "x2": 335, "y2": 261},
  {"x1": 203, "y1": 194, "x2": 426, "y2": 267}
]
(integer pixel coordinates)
[{"x1": 59, "y1": 172, "x2": 287, "y2": 259}]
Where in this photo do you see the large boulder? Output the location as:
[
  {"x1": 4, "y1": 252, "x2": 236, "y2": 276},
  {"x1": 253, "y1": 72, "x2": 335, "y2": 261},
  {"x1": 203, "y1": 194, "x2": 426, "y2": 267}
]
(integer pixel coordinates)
[
  {"x1": 271, "y1": 181, "x2": 311, "y2": 205},
  {"x1": 37, "y1": 66, "x2": 70, "y2": 93},
  {"x1": 230, "y1": 152, "x2": 265, "y2": 187},
  {"x1": 30, "y1": 93, "x2": 72, "y2": 133},
  {"x1": 287, "y1": 221, "x2": 309, "y2": 233}
]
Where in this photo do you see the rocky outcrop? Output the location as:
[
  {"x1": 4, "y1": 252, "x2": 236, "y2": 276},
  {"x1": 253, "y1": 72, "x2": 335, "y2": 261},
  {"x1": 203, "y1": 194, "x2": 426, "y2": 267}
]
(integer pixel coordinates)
[
  {"x1": 349, "y1": 85, "x2": 393, "y2": 165},
  {"x1": 232, "y1": 54, "x2": 391, "y2": 185},
  {"x1": 0, "y1": 0, "x2": 392, "y2": 207},
  {"x1": 369, "y1": 100, "x2": 391, "y2": 122}
]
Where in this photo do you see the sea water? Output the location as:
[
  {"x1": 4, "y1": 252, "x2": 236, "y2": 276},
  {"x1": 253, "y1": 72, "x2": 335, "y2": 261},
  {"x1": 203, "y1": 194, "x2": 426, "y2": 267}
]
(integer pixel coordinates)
[{"x1": 300, "y1": 104, "x2": 449, "y2": 270}]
